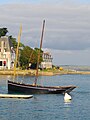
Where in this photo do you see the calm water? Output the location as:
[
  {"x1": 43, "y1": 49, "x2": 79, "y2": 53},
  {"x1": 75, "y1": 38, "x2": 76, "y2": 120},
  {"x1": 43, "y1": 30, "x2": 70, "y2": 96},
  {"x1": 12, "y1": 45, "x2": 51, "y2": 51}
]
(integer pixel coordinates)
[{"x1": 0, "y1": 74, "x2": 90, "y2": 120}]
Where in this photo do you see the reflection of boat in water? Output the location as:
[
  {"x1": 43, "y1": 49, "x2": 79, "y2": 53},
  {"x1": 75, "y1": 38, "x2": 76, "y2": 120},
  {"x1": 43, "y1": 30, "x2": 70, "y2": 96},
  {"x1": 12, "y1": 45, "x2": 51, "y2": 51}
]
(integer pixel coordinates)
[{"x1": 8, "y1": 20, "x2": 77, "y2": 94}]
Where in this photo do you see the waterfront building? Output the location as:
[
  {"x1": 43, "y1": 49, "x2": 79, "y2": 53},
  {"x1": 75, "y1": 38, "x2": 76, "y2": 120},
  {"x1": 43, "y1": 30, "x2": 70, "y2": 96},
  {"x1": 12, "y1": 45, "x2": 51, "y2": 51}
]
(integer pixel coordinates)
[
  {"x1": 40, "y1": 52, "x2": 53, "y2": 69},
  {"x1": 0, "y1": 36, "x2": 15, "y2": 69}
]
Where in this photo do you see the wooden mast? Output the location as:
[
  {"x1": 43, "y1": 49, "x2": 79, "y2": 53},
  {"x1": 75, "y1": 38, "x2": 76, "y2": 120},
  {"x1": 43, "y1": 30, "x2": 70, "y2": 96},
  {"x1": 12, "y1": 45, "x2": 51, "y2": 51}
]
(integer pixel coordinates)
[
  {"x1": 34, "y1": 20, "x2": 45, "y2": 85},
  {"x1": 14, "y1": 25, "x2": 22, "y2": 77}
]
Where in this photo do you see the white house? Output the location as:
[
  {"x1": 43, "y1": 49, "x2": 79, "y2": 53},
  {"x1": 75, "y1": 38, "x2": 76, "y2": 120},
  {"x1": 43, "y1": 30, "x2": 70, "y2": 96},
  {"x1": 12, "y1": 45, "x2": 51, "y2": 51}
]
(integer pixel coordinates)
[
  {"x1": 40, "y1": 52, "x2": 53, "y2": 69},
  {"x1": 0, "y1": 36, "x2": 15, "y2": 69}
]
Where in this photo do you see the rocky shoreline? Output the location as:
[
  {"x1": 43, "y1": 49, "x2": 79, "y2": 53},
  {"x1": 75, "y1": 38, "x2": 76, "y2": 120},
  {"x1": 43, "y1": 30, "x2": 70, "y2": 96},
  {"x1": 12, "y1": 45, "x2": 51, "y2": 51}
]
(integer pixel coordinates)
[{"x1": 0, "y1": 69, "x2": 90, "y2": 76}]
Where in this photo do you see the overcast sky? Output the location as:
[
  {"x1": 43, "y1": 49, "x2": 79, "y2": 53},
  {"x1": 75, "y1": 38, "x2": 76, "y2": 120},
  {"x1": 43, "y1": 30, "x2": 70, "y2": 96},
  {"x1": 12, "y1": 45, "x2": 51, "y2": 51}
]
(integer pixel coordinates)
[{"x1": 0, "y1": 0, "x2": 90, "y2": 65}]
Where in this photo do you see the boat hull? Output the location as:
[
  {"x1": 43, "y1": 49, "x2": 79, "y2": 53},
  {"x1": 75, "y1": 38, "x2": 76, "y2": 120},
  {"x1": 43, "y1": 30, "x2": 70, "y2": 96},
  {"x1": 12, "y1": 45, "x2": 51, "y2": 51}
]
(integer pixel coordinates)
[
  {"x1": 8, "y1": 80, "x2": 76, "y2": 94},
  {"x1": 0, "y1": 94, "x2": 33, "y2": 99}
]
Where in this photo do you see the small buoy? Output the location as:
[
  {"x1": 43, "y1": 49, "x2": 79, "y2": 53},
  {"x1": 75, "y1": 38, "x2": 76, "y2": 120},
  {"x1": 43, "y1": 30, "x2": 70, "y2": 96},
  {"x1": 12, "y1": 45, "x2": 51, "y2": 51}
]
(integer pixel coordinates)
[{"x1": 64, "y1": 93, "x2": 72, "y2": 101}]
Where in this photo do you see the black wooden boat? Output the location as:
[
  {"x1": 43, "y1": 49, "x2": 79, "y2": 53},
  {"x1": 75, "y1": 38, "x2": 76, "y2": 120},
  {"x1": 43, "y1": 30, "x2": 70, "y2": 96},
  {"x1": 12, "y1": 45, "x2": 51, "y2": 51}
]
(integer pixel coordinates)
[
  {"x1": 8, "y1": 20, "x2": 77, "y2": 94},
  {"x1": 8, "y1": 80, "x2": 76, "y2": 94}
]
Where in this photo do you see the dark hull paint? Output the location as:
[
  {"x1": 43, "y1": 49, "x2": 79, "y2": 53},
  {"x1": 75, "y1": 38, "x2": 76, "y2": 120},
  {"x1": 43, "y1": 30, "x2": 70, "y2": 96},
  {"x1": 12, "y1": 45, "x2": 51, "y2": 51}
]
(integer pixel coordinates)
[{"x1": 8, "y1": 80, "x2": 76, "y2": 94}]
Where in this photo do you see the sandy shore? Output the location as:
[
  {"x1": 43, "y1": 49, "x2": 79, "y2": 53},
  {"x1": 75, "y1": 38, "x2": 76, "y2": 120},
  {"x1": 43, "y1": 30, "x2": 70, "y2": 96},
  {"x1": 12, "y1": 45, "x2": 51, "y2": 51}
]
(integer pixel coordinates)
[{"x1": 0, "y1": 69, "x2": 90, "y2": 76}]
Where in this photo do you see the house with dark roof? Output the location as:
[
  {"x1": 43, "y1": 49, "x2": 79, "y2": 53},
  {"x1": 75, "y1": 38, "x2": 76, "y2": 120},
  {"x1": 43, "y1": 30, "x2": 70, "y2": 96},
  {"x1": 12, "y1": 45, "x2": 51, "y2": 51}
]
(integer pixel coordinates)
[{"x1": 0, "y1": 36, "x2": 15, "y2": 69}]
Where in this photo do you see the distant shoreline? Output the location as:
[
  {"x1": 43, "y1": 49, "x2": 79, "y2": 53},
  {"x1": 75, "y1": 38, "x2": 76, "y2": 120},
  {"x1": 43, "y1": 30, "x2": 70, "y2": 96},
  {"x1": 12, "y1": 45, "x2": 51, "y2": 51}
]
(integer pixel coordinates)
[{"x1": 0, "y1": 69, "x2": 90, "y2": 76}]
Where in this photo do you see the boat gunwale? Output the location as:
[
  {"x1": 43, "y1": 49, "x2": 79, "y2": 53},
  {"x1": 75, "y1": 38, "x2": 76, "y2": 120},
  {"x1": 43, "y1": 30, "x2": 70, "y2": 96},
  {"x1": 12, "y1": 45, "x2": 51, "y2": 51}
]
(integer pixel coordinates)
[{"x1": 8, "y1": 80, "x2": 77, "y2": 90}]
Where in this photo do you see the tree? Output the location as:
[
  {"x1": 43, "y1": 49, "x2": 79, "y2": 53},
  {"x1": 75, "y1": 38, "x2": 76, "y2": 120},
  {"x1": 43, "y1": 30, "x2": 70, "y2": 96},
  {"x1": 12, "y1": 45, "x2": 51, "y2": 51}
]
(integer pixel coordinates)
[
  {"x1": 9, "y1": 35, "x2": 25, "y2": 49},
  {"x1": 19, "y1": 46, "x2": 43, "y2": 69},
  {"x1": 9, "y1": 36, "x2": 17, "y2": 49},
  {"x1": 29, "y1": 48, "x2": 43, "y2": 69},
  {"x1": 19, "y1": 46, "x2": 34, "y2": 69},
  {"x1": 34, "y1": 47, "x2": 43, "y2": 64},
  {"x1": 0, "y1": 28, "x2": 8, "y2": 37}
]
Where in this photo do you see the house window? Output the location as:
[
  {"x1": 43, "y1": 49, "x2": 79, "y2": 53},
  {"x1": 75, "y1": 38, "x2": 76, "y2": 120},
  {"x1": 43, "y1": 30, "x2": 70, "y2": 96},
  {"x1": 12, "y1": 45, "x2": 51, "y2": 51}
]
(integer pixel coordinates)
[
  {"x1": 4, "y1": 41, "x2": 5, "y2": 47},
  {"x1": 4, "y1": 61, "x2": 6, "y2": 66},
  {"x1": 0, "y1": 61, "x2": 2, "y2": 66},
  {"x1": 4, "y1": 48, "x2": 7, "y2": 52}
]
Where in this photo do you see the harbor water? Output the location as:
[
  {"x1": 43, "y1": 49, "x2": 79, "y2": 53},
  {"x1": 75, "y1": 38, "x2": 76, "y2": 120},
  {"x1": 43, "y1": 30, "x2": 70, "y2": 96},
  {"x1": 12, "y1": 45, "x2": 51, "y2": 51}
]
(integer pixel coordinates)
[{"x1": 0, "y1": 74, "x2": 90, "y2": 120}]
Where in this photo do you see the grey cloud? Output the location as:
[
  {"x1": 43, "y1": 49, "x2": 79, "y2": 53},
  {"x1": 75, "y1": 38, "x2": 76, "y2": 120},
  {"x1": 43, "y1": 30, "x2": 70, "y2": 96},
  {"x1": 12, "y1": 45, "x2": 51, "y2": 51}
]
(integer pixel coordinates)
[
  {"x1": 43, "y1": 29, "x2": 90, "y2": 50},
  {"x1": 51, "y1": 49, "x2": 90, "y2": 65},
  {"x1": 0, "y1": 3, "x2": 90, "y2": 50}
]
